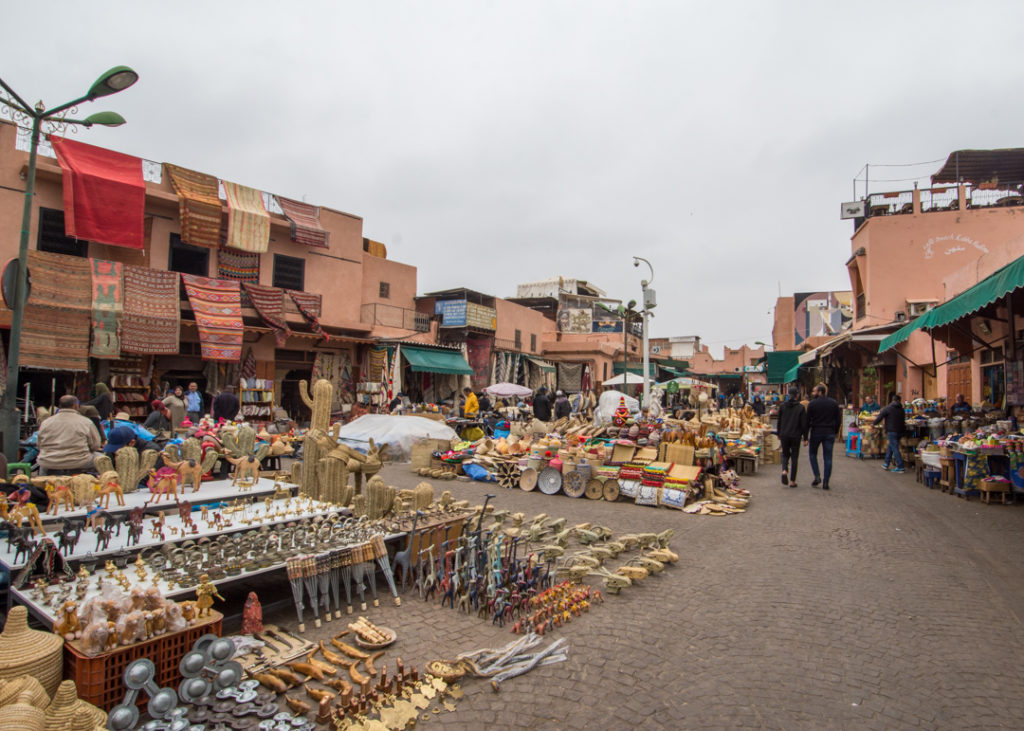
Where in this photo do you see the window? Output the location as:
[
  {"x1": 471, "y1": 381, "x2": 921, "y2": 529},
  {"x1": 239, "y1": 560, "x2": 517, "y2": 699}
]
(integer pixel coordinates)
[
  {"x1": 37, "y1": 208, "x2": 88, "y2": 257},
  {"x1": 603, "y1": 362, "x2": 608, "y2": 380},
  {"x1": 530, "y1": 333, "x2": 537, "y2": 352},
  {"x1": 981, "y1": 346, "x2": 1004, "y2": 365},
  {"x1": 856, "y1": 293, "x2": 866, "y2": 321},
  {"x1": 514, "y1": 329, "x2": 522, "y2": 350},
  {"x1": 379, "y1": 281, "x2": 390, "y2": 299},
  {"x1": 168, "y1": 234, "x2": 210, "y2": 276},
  {"x1": 273, "y1": 254, "x2": 305, "y2": 291}
]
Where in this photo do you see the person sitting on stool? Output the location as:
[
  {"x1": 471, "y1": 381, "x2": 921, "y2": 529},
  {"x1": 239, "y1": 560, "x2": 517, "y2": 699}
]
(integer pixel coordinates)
[{"x1": 37, "y1": 395, "x2": 101, "y2": 476}]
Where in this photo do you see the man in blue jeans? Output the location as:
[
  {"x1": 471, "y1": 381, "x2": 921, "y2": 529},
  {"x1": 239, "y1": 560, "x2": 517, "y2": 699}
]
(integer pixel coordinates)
[
  {"x1": 874, "y1": 393, "x2": 906, "y2": 473},
  {"x1": 804, "y1": 383, "x2": 841, "y2": 490}
]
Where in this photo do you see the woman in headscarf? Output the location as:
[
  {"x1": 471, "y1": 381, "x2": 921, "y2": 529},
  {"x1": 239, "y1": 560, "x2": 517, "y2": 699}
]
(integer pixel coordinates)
[
  {"x1": 163, "y1": 385, "x2": 187, "y2": 429},
  {"x1": 143, "y1": 399, "x2": 172, "y2": 433},
  {"x1": 85, "y1": 382, "x2": 113, "y2": 419}
]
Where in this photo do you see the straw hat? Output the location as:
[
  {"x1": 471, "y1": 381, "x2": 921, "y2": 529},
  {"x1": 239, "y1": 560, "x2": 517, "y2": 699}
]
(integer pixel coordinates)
[
  {"x1": 0, "y1": 607, "x2": 64, "y2": 697},
  {"x1": 0, "y1": 691, "x2": 45, "y2": 731},
  {"x1": 45, "y1": 680, "x2": 107, "y2": 730},
  {"x1": 113, "y1": 411, "x2": 131, "y2": 421}
]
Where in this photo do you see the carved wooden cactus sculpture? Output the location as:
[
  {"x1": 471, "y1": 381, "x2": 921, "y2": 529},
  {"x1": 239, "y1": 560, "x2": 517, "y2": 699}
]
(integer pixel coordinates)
[
  {"x1": 363, "y1": 475, "x2": 396, "y2": 520},
  {"x1": 93, "y1": 447, "x2": 159, "y2": 493},
  {"x1": 299, "y1": 379, "x2": 333, "y2": 500},
  {"x1": 413, "y1": 482, "x2": 434, "y2": 510},
  {"x1": 316, "y1": 458, "x2": 352, "y2": 506}
]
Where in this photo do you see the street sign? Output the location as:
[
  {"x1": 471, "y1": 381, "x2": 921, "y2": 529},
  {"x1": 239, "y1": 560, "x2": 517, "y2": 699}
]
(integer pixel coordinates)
[{"x1": 840, "y1": 200, "x2": 866, "y2": 219}]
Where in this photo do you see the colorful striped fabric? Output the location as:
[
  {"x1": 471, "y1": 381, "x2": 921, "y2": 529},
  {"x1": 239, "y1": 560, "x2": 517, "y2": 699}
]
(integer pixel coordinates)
[
  {"x1": 276, "y1": 196, "x2": 330, "y2": 249},
  {"x1": 223, "y1": 181, "x2": 270, "y2": 253},
  {"x1": 165, "y1": 164, "x2": 222, "y2": 248},
  {"x1": 122, "y1": 266, "x2": 180, "y2": 354},
  {"x1": 287, "y1": 290, "x2": 329, "y2": 341},
  {"x1": 217, "y1": 247, "x2": 260, "y2": 283},
  {"x1": 21, "y1": 251, "x2": 92, "y2": 371},
  {"x1": 182, "y1": 274, "x2": 243, "y2": 361},
  {"x1": 90, "y1": 259, "x2": 123, "y2": 358},
  {"x1": 242, "y1": 283, "x2": 291, "y2": 346}
]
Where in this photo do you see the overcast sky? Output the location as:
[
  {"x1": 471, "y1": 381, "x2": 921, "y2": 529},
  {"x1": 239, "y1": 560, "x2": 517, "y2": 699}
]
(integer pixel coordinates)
[{"x1": 6, "y1": 2, "x2": 1024, "y2": 355}]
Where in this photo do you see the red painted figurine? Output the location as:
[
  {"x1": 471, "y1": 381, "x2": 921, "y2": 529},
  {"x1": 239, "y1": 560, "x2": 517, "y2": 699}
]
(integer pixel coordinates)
[{"x1": 241, "y1": 591, "x2": 263, "y2": 635}]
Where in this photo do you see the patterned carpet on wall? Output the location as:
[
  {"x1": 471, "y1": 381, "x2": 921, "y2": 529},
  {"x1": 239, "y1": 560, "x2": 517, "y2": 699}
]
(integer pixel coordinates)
[
  {"x1": 122, "y1": 266, "x2": 180, "y2": 354},
  {"x1": 90, "y1": 259, "x2": 123, "y2": 358},
  {"x1": 276, "y1": 195, "x2": 330, "y2": 249},
  {"x1": 165, "y1": 164, "x2": 222, "y2": 248},
  {"x1": 21, "y1": 251, "x2": 92, "y2": 371},
  {"x1": 182, "y1": 274, "x2": 242, "y2": 361},
  {"x1": 217, "y1": 248, "x2": 260, "y2": 283},
  {"x1": 242, "y1": 283, "x2": 291, "y2": 346},
  {"x1": 223, "y1": 180, "x2": 269, "y2": 253},
  {"x1": 287, "y1": 290, "x2": 328, "y2": 340}
]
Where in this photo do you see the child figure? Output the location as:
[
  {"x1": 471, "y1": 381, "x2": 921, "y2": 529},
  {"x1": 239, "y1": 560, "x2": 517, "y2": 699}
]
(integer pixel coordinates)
[{"x1": 195, "y1": 574, "x2": 224, "y2": 617}]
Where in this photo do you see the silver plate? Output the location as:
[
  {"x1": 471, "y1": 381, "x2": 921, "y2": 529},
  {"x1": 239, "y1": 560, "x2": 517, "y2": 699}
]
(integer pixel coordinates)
[{"x1": 538, "y1": 467, "x2": 563, "y2": 495}]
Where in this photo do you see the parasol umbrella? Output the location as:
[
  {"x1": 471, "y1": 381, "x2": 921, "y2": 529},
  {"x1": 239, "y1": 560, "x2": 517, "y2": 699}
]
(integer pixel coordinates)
[
  {"x1": 484, "y1": 382, "x2": 534, "y2": 398},
  {"x1": 602, "y1": 372, "x2": 645, "y2": 386}
]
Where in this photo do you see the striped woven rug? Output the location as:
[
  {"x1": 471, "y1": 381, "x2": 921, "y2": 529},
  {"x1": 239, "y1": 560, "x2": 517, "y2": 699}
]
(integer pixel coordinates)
[
  {"x1": 287, "y1": 290, "x2": 329, "y2": 340},
  {"x1": 182, "y1": 274, "x2": 242, "y2": 361},
  {"x1": 21, "y1": 251, "x2": 91, "y2": 371},
  {"x1": 90, "y1": 259, "x2": 122, "y2": 358},
  {"x1": 223, "y1": 180, "x2": 269, "y2": 253},
  {"x1": 242, "y1": 283, "x2": 291, "y2": 346},
  {"x1": 165, "y1": 164, "x2": 222, "y2": 248},
  {"x1": 276, "y1": 196, "x2": 329, "y2": 249}
]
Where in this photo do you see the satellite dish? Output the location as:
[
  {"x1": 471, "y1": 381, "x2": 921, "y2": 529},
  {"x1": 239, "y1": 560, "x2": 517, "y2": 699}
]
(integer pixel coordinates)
[{"x1": 1, "y1": 259, "x2": 29, "y2": 310}]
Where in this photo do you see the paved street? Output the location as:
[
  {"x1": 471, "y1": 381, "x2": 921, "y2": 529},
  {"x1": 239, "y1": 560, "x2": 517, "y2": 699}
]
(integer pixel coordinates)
[{"x1": 255, "y1": 456, "x2": 1024, "y2": 730}]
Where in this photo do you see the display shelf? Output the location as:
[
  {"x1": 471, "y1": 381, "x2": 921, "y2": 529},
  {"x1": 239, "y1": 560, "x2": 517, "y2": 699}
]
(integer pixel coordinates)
[
  {"x1": 32, "y1": 476, "x2": 296, "y2": 525},
  {"x1": 0, "y1": 483, "x2": 310, "y2": 570},
  {"x1": 240, "y1": 377, "x2": 275, "y2": 418}
]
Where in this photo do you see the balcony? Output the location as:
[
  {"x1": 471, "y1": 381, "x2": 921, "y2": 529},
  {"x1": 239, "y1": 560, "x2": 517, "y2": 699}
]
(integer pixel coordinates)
[
  {"x1": 361, "y1": 303, "x2": 430, "y2": 332},
  {"x1": 863, "y1": 183, "x2": 1024, "y2": 219}
]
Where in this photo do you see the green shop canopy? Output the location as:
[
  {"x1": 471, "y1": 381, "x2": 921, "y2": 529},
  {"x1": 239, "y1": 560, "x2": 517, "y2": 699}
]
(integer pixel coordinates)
[
  {"x1": 613, "y1": 362, "x2": 658, "y2": 377},
  {"x1": 879, "y1": 253, "x2": 1024, "y2": 352},
  {"x1": 782, "y1": 363, "x2": 802, "y2": 383},
  {"x1": 401, "y1": 345, "x2": 474, "y2": 375},
  {"x1": 765, "y1": 350, "x2": 802, "y2": 384},
  {"x1": 526, "y1": 356, "x2": 556, "y2": 373}
]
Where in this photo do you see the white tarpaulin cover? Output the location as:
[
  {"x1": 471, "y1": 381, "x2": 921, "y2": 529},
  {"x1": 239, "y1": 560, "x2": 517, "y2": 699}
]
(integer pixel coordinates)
[
  {"x1": 594, "y1": 390, "x2": 641, "y2": 425},
  {"x1": 333, "y1": 414, "x2": 457, "y2": 461}
]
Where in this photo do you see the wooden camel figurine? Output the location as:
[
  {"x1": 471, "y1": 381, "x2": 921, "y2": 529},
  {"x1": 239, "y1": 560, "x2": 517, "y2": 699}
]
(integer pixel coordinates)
[
  {"x1": 146, "y1": 467, "x2": 180, "y2": 505},
  {"x1": 96, "y1": 470, "x2": 125, "y2": 509},
  {"x1": 225, "y1": 454, "x2": 261, "y2": 488},
  {"x1": 0, "y1": 498, "x2": 47, "y2": 536},
  {"x1": 44, "y1": 478, "x2": 76, "y2": 515},
  {"x1": 162, "y1": 456, "x2": 204, "y2": 493}
]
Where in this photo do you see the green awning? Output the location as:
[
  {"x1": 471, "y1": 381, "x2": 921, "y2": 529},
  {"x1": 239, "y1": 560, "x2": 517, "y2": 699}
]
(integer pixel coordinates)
[
  {"x1": 613, "y1": 362, "x2": 658, "y2": 377},
  {"x1": 879, "y1": 253, "x2": 1024, "y2": 352},
  {"x1": 402, "y1": 346, "x2": 474, "y2": 375},
  {"x1": 658, "y1": 358, "x2": 690, "y2": 371},
  {"x1": 765, "y1": 350, "x2": 802, "y2": 384},
  {"x1": 713, "y1": 373, "x2": 743, "y2": 379},
  {"x1": 783, "y1": 363, "x2": 802, "y2": 383},
  {"x1": 526, "y1": 356, "x2": 556, "y2": 373}
]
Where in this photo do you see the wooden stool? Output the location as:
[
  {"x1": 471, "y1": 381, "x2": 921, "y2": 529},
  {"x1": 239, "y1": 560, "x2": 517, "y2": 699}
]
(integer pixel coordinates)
[
  {"x1": 939, "y1": 457, "x2": 955, "y2": 492},
  {"x1": 979, "y1": 481, "x2": 1011, "y2": 505}
]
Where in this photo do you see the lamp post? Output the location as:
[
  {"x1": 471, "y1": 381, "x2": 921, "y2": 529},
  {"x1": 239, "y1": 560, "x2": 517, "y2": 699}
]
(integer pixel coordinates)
[
  {"x1": 633, "y1": 257, "x2": 655, "y2": 411},
  {"x1": 0, "y1": 66, "x2": 138, "y2": 459}
]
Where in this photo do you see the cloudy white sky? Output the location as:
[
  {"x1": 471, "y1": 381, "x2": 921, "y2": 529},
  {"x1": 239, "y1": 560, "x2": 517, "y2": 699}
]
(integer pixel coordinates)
[{"x1": 6, "y1": 2, "x2": 1024, "y2": 354}]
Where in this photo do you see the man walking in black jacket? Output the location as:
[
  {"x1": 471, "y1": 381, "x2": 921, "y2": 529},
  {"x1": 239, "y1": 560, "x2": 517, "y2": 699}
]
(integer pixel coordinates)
[
  {"x1": 874, "y1": 394, "x2": 906, "y2": 473},
  {"x1": 804, "y1": 383, "x2": 841, "y2": 490},
  {"x1": 776, "y1": 386, "x2": 807, "y2": 487}
]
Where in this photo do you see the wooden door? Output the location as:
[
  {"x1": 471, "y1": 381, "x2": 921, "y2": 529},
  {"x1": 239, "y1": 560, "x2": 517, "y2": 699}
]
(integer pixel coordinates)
[
  {"x1": 923, "y1": 370, "x2": 938, "y2": 400},
  {"x1": 947, "y1": 362, "x2": 972, "y2": 401}
]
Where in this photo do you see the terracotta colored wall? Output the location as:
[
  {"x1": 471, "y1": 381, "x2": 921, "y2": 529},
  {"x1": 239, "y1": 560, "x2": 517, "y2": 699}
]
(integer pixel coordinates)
[
  {"x1": 495, "y1": 299, "x2": 552, "y2": 355},
  {"x1": 772, "y1": 296, "x2": 795, "y2": 350}
]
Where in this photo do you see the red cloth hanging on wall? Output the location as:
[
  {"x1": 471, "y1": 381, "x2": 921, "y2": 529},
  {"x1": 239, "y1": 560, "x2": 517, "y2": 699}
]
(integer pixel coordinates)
[{"x1": 50, "y1": 137, "x2": 145, "y2": 249}]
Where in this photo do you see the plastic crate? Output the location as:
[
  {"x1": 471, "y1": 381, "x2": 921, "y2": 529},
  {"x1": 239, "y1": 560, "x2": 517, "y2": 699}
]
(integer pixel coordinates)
[{"x1": 63, "y1": 611, "x2": 222, "y2": 711}]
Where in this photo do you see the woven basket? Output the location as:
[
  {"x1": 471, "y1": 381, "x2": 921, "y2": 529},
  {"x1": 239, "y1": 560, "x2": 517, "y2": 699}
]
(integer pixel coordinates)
[
  {"x1": 0, "y1": 675, "x2": 49, "y2": 709},
  {"x1": 0, "y1": 607, "x2": 64, "y2": 697},
  {"x1": 0, "y1": 693, "x2": 45, "y2": 731},
  {"x1": 45, "y1": 680, "x2": 107, "y2": 730}
]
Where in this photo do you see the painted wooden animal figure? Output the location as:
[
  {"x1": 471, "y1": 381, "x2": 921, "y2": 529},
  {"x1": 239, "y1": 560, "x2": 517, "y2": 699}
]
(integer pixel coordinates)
[
  {"x1": 225, "y1": 454, "x2": 261, "y2": 487},
  {"x1": 126, "y1": 507, "x2": 144, "y2": 547},
  {"x1": 45, "y1": 478, "x2": 76, "y2": 515},
  {"x1": 146, "y1": 467, "x2": 180, "y2": 504},
  {"x1": 150, "y1": 511, "x2": 166, "y2": 539},
  {"x1": 57, "y1": 518, "x2": 83, "y2": 556},
  {"x1": 163, "y1": 455, "x2": 205, "y2": 493},
  {"x1": 391, "y1": 510, "x2": 422, "y2": 591},
  {"x1": 0, "y1": 498, "x2": 47, "y2": 536},
  {"x1": 96, "y1": 470, "x2": 125, "y2": 508}
]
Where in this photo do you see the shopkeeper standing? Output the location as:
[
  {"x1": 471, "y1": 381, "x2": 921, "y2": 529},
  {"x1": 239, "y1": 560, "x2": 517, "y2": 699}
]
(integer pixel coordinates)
[
  {"x1": 462, "y1": 387, "x2": 479, "y2": 418},
  {"x1": 185, "y1": 382, "x2": 204, "y2": 423}
]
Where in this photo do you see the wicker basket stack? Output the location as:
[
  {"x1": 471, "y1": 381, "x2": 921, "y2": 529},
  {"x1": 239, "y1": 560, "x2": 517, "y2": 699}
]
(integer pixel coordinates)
[{"x1": 0, "y1": 607, "x2": 64, "y2": 697}]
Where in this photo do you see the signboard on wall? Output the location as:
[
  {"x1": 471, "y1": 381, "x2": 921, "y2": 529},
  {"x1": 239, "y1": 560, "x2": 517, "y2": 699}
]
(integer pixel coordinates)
[
  {"x1": 593, "y1": 317, "x2": 623, "y2": 333},
  {"x1": 558, "y1": 308, "x2": 592, "y2": 334},
  {"x1": 840, "y1": 200, "x2": 866, "y2": 219},
  {"x1": 435, "y1": 299, "x2": 467, "y2": 327}
]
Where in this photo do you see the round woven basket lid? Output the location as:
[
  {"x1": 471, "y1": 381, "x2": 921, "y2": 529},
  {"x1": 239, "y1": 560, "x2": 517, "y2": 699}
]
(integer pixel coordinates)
[
  {"x1": 585, "y1": 478, "x2": 604, "y2": 500},
  {"x1": 0, "y1": 607, "x2": 64, "y2": 697},
  {"x1": 602, "y1": 480, "x2": 621, "y2": 502},
  {"x1": 538, "y1": 467, "x2": 562, "y2": 495},
  {"x1": 519, "y1": 468, "x2": 538, "y2": 491},
  {"x1": 0, "y1": 694, "x2": 45, "y2": 731},
  {"x1": 0, "y1": 675, "x2": 48, "y2": 709},
  {"x1": 562, "y1": 471, "x2": 585, "y2": 498}
]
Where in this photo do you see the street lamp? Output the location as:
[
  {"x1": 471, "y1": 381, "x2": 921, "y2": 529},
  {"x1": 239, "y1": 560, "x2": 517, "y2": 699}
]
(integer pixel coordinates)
[
  {"x1": 597, "y1": 299, "x2": 638, "y2": 388},
  {"x1": 0, "y1": 66, "x2": 138, "y2": 459},
  {"x1": 633, "y1": 256, "x2": 655, "y2": 411}
]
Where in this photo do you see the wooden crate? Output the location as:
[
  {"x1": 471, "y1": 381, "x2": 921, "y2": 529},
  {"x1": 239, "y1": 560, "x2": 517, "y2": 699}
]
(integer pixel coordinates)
[{"x1": 64, "y1": 611, "x2": 222, "y2": 711}]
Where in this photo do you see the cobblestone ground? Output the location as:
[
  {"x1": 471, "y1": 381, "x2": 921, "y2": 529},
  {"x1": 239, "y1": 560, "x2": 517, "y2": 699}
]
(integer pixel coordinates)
[{"x1": 246, "y1": 456, "x2": 1024, "y2": 730}]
